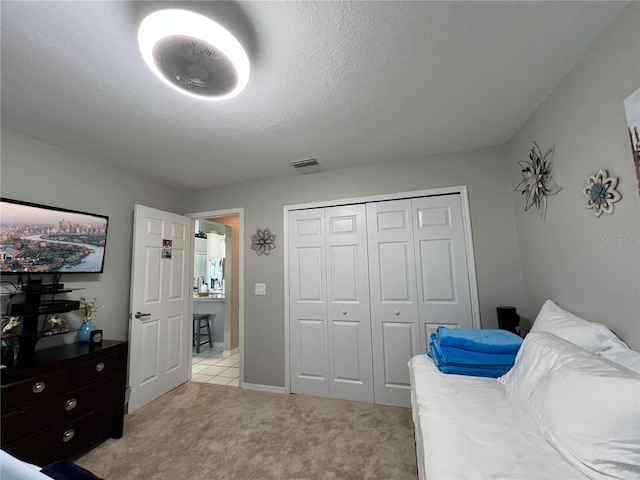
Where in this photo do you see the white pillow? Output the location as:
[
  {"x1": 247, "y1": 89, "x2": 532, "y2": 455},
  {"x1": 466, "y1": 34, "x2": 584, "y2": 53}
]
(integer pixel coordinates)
[
  {"x1": 598, "y1": 348, "x2": 640, "y2": 374},
  {"x1": 499, "y1": 332, "x2": 575, "y2": 405},
  {"x1": 500, "y1": 332, "x2": 640, "y2": 480},
  {"x1": 529, "y1": 300, "x2": 627, "y2": 353}
]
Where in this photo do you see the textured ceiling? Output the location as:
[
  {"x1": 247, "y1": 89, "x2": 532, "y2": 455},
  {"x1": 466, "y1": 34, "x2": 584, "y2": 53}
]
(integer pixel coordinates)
[{"x1": 0, "y1": 1, "x2": 626, "y2": 191}]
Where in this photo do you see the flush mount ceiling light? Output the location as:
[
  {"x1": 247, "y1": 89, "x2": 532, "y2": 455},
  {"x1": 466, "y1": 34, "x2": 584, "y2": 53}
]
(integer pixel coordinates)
[{"x1": 138, "y1": 9, "x2": 250, "y2": 101}]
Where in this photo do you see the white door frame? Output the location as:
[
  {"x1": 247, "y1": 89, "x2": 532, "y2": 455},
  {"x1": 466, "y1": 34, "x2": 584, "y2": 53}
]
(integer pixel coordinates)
[
  {"x1": 283, "y1": 186, "x2": 480, "y2": 394},
  {"x1": 186, "y1": 207, "x2": 244, "y2": 388}
]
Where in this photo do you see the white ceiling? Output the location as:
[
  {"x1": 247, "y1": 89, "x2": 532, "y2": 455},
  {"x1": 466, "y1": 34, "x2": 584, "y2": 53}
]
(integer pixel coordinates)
[{"x1": 0, "y1": 1, "x2": 626, "y2": 191}]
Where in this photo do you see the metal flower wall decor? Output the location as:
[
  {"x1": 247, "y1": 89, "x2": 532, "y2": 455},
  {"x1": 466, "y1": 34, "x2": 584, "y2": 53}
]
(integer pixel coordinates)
[
  {"x1": 515, "y1": 142, "x2": 563, "y2": 219},
  {"x1": 583, "y1": 169, "x2": 622, "y2": 217},
  {"x1": 250, "y1": 227, "x2": 276, "y2": 256}
]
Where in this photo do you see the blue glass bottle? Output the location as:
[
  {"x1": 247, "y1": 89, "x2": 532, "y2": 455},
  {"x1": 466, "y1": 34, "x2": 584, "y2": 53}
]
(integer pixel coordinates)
[{"x1": 77, "y1": 319, "x2": 96, "y2": 343}]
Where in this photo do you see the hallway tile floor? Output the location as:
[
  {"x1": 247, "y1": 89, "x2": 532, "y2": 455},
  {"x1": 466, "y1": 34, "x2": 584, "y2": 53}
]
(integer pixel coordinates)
[{"x1": 192, "y1": 345, "x2": 240, "y2": 386}]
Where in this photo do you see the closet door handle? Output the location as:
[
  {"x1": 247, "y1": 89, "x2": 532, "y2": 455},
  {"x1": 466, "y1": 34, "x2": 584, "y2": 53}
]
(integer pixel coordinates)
[{"x1": 342, "y1": 309, "x2": 347, "y2": 315}]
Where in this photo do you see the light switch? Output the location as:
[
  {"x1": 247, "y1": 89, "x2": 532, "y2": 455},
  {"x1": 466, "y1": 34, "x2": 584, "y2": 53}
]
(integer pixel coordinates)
[{"x1": 255, "y1": 283, "x2": 266, "y2": 295}]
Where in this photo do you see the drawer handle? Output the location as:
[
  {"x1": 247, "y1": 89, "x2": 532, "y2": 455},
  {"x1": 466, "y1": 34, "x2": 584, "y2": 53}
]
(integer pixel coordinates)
[
  {"x1": 62, "y1": 429, "x2": 75, "y2": 443},
  {"x1": 65, "y1": 398, "x2": 78, "y2": 411},
  {"x1": 32, "y1": 382, "x2": 46, "y2": 394},
  {"x1": 96, "y1": 362, "x2": 105, "y2": 372}
]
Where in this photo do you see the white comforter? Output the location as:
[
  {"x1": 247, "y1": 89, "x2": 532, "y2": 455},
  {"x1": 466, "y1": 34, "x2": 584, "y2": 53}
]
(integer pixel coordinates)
[
  {"x1": 0, "y1": 450, "x2": 50, "y2": 480},
  {"x1": 408, "y1": 355, "x2": 586, "y2": 480}
]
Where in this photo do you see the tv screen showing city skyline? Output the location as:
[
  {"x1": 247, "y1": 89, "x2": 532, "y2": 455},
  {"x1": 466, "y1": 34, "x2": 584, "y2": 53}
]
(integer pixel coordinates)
[{"x1": 0, "y1": 198, "x2": 108, "y2": 274}]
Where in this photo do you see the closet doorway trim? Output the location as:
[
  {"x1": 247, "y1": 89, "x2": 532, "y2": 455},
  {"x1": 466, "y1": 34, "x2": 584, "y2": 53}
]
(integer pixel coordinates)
[{"x1": 283, "y1": 185, "x2": 480, "y2": 395}]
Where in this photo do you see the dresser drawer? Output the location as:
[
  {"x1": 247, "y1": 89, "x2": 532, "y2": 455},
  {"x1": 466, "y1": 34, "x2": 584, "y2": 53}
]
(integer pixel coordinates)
[
  {"x1": 3, "y1": 399, "x2": 118, "y2": 466},
  {"x1": 1, "y1": 368, "x2": 70, "y2": 410},
  {"x1": 1, "y1": 374, "x2": 118, "y2": 444},
  {"x1": 74, "y1": 351, "x2": 120, "y2": 384}
]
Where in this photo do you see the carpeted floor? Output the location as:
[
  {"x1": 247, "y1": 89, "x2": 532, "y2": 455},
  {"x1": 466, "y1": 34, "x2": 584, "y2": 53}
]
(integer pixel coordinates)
[{"x1": 75, "y1": 382, "x2": 417, "y2": 480}]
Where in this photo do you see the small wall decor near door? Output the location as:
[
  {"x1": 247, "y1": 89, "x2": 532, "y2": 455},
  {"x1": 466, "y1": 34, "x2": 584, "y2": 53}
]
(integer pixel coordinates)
[
  {"x1": 515, "y1": 142, "x2": 563, "y2": 219},
  {"x1": 583, "y1": 169, "x2": 622, "y2": 217},
  {"x1": 250, "y1": 227, "x2": 276, "y2": 256}
]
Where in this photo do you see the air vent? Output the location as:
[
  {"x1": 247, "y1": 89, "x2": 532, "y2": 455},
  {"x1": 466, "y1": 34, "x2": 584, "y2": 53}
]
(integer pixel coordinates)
[{"x1": 289, "y1": 158, "x2": 319, "y2": 169}]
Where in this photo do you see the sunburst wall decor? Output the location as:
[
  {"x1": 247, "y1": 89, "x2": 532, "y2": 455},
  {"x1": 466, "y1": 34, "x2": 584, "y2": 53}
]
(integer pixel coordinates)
[
  {"x1": 250, "y1": 228, "x2": 276, "y2": 256},
  {"x1": 583, "y1": 169, "x2": 622, "y2": 217},
  {"x1": 515, "y1": 142, "x2": 563, "y2": 220}
]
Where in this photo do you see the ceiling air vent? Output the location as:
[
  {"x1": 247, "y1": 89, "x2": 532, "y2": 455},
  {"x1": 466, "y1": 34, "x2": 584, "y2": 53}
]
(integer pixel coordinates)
[{"x1": 289, "y1": 158, "x2": 319, "y2": 169}]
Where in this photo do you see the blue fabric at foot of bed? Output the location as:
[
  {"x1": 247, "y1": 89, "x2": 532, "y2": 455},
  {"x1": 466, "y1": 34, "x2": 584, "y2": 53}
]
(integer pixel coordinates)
[{"x1": 41, "y1": 461, "x2": 103, "y2": 480}]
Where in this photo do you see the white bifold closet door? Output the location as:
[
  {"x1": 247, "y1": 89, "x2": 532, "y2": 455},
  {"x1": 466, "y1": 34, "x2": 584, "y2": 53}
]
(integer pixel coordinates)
[
  {"x1": 289, "y1": 205, "x2": 374, "y2": 403},
  {"x1": 367, "y1": 195, "x2": 473, "y2": 407},
  {"x1": 366, "y1": 199, "x2": 421, "y2": 407},
  {"x1": 289, "y1": 193, "x2": 473, "y2": 407},
  {"x1": 412, "y1": 195, "x2": 472, "y2": 351}
]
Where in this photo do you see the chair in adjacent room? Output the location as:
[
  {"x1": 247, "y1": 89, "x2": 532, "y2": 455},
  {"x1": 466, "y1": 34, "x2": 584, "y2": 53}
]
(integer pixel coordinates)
[{"x1": 193, "y1": 314, "x2": 214, "y2": 353}]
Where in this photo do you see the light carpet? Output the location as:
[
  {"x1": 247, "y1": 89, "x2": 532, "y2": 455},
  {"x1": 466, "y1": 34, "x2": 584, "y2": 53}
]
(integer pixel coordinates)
[{"x1": 75, "y1": 382, "x2": 417, "y2": 479}]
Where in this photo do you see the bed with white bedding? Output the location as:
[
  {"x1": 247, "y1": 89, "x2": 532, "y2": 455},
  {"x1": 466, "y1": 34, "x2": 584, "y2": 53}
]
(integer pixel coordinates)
[{"x1": 409, "y1": 300, "x2": 640, "y2": 480}]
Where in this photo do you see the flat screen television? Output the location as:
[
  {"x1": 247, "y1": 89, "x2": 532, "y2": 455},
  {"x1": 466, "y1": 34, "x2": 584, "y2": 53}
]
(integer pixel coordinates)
[{"x1": 0, "y1": 197, "x2": 109, "y2": 274}]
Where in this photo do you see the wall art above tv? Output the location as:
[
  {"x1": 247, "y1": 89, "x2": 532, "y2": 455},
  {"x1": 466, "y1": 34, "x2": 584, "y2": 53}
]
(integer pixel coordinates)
[{"x1": 0, "y1": 197, "x2": 109, "y2": 274}]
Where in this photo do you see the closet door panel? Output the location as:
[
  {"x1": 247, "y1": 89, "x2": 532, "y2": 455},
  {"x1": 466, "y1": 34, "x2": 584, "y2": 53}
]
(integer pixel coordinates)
[
  {"x1": 289, "y1": 209, "x2": 329, "y2": 398},
  {"x1": 332, "y1": 321, "x2": 362, "y2": 380},
  {"x1": 325, "y1": 205, "x2": 373, "y2": 403},
  {"x1": 381, "y1": 321, "x2": 415, "y2": 387},
  {"x1": 367, "y1": 200, "x2": 418, "y2": 407},
  {"x1": 298, "y1": 319, "x2": 326, "y2": 378},
  {"x1": 412, "y1": 195, "x2": 474, "y2": 354}
]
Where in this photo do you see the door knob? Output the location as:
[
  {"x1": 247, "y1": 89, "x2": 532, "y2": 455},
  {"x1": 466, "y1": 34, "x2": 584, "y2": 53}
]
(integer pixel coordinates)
[
  {"x1": 342, "y1": 309, "x2": 347, "y2": 315},
  {"x1": 134, "y1": 312, "x2": 151, "y2": 319},
  {"x1": 394, "y1": 310, "x2": 400, "y2": 316}
]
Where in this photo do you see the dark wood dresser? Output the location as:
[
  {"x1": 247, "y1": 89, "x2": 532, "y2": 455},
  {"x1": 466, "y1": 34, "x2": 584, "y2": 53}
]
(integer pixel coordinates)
[{"x1": 1, "y1": 340, "x2": 128, "y2": 465}]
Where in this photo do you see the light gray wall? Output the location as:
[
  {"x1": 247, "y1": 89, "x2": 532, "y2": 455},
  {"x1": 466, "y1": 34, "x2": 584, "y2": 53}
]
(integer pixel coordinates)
[
  {"x1": 5, "y1": 4, "x2": 635, "y2": 388},
  {"x1": 187, "y1": 146, "x2": 525, "y2": 387},
  {"x1": 507, "y1": 3, "x2": 640, "y2": 349},
  {"x1": 0, "y1": 128, "x2": 187, "y2": 345}
]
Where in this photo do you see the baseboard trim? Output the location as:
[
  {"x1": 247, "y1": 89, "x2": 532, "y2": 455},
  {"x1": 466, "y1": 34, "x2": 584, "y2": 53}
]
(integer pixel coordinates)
[{"x1": 242, "y1": 382, "x2": 286, "y2": 394}]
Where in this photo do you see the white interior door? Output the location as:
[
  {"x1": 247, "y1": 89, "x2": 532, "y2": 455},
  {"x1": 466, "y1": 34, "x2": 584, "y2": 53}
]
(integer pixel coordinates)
[
  {"x1": 289, "y1": 209, "x2": 329, "y2": 398},
  {"x1": 325, "y1": 205, "x2": 373, "y2": 403},
  {"x1": 412, "y1": 195, "x2": 473, "y2": 352},
  {"x1": 367, "y1": 200, "x2": 419, "y2": 407},
  {"x1": 128, "y1": 205, "x2": 192, "y2": 412}
]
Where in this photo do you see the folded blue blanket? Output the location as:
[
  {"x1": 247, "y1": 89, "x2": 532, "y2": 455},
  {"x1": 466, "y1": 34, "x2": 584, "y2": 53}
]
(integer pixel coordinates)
[
  {"x1": 429, "y1": 342, "x2": 513, "y2": 378},
  {"x1": 430, "y1": 334, "x2": 517, "y2": 366},
  {"x1": 436, "y1": 327, "x2": 523, "y2": 354}
]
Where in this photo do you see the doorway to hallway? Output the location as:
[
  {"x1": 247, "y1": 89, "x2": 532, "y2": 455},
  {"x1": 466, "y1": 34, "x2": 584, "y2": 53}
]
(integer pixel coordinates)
[{"x1": 187, "y1": 208, "x2": 244, "y2": 388}]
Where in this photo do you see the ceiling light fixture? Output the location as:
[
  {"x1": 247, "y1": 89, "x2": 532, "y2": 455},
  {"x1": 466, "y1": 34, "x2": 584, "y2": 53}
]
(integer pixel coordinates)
[{"x1": 138, "y1": 9, "x2": 250, "y2": 101}]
